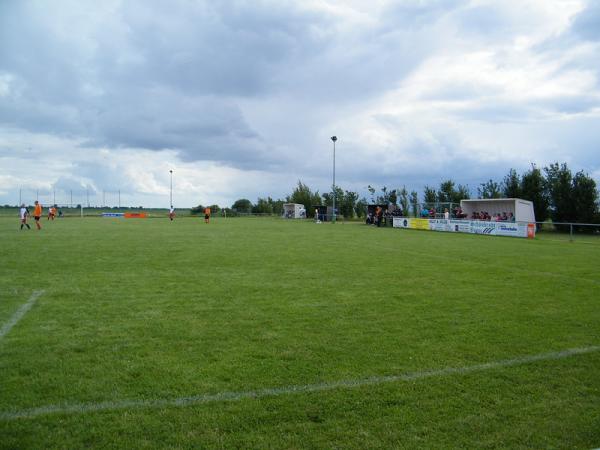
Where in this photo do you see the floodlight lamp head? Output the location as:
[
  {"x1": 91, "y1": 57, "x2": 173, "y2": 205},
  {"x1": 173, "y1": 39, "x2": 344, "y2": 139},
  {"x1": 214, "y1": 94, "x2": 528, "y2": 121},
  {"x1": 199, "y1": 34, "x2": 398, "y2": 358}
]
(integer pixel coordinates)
[{"x1": 331, "y1": 136, "x2": 337, "y2": 142}]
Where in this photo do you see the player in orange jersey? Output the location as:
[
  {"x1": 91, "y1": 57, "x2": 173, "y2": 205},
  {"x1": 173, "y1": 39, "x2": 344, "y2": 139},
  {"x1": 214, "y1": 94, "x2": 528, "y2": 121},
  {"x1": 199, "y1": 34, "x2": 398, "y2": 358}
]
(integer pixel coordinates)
[
  {"x1": 33, "y1": 201, "x2": 42, "y2": 230},
  {"x1": 47, "y1": 205, "x2": 56, "y2": 220},
  {"x1": 204, "y1": 206, "x2": 211, "y2": 223}
]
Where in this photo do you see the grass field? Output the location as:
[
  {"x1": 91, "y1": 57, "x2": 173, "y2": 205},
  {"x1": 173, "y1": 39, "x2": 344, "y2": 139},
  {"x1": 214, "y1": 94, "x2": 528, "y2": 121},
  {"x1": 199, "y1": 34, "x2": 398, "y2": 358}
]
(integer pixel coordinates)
[{"x1": 0, "y1": 216, "x2": 599, "y2": 449}]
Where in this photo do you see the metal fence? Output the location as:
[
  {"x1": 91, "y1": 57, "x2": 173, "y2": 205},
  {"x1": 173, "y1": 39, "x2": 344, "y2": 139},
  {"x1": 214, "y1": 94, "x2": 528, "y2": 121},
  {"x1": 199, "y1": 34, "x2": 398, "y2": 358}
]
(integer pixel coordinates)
[{"x1": 534, "y1": 221, "x2": 600, "y2": 243}]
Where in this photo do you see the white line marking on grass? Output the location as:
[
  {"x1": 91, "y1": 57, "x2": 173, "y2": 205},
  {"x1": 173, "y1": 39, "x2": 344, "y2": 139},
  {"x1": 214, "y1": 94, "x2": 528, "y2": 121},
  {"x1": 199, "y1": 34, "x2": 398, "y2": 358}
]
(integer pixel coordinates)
[
  {"x1": 0, "y1": 290, "x2": 44, "y2": 341},
  {"x1": 0, "y1": 345, "x2": 598, "y2": 421}
]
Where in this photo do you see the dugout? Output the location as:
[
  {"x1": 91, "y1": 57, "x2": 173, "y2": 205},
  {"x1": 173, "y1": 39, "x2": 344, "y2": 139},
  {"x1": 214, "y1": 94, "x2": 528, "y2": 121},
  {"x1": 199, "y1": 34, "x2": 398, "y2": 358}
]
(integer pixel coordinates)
[
  {"x1": 282, "y1": 203, "x2": 306, "y2": 219},
  {"x1": 459, "y1": 198, "x2": 535, "y2": 222},
  {"x1": 366, "y1": 204, "x2": 388, "y2": 216},
  {"x1": 366, "y1": 204, "x2": 389, "y2": 225}
]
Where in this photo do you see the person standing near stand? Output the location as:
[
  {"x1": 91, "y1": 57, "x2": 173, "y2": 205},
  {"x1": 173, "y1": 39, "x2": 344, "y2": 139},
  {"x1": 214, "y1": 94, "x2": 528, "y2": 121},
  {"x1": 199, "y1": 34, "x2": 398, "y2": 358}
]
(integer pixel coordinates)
[{"x1": 375, "y1": 206, "x2": 382, "y2": 227}]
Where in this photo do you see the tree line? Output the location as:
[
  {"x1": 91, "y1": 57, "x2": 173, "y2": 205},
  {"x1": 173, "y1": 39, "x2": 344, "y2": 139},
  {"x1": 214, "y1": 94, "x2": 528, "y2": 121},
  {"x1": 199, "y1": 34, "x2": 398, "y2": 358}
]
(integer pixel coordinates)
[{"x1": 191, "y1": 161, "x2": 598, "y2": 224}]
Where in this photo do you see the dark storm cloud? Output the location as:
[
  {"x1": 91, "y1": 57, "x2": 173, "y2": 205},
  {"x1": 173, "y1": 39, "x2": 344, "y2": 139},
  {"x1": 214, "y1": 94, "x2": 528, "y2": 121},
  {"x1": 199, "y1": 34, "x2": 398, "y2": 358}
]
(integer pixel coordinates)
[
  {"x1": 0, "y1": 0, "x2": 329, "y2": 167},
  {"x1": 0, "y1": 0, "x2": 455, "y2": 170}
]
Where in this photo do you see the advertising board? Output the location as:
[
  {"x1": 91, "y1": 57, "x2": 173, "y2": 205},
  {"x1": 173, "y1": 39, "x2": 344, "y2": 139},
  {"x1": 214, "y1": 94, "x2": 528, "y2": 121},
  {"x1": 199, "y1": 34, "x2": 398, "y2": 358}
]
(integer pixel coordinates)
[{"x1": 392, "y1": 217, "x2": 533, "y2": 238}]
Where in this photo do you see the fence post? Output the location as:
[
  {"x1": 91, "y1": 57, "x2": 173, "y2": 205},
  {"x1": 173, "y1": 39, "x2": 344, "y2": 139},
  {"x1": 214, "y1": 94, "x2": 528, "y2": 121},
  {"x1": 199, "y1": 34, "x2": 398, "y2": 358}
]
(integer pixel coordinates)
[{"x1": 570, "y1": 223, "x2": 573, "y2": 242}]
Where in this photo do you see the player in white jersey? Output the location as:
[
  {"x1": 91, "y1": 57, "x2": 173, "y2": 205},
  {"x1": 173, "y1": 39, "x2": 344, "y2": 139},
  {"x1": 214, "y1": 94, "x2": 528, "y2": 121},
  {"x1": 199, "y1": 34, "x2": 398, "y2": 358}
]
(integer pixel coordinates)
[
  {"x1": 169, "y1": 206, "x2": 175, "y2": 221},
  {"x1": 20, "y1": 204, "x2": 31, "y2": 230}
]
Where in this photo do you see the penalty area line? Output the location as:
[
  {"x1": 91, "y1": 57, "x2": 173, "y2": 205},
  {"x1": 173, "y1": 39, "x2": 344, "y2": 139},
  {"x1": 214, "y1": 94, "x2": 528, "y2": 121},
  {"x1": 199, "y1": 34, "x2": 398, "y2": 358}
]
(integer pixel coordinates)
[
  {"x1": 0, "y1": 290, "x2": 45, "y2": 341},
  {"x1": 0, "y1": 345, "x2": 598, "y2": 421}
]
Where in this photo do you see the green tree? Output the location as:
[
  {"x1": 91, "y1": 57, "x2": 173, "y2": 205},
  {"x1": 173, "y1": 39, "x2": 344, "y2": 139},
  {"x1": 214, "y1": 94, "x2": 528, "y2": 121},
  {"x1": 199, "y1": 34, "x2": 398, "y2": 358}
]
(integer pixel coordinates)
[
  {"x1": 544, "y1": 163, "x2": 598, "y2": 227},
  {"x1": 377, "y1": 186, "x2": 388, "y2": 204},
  {"x1": 437, "y1": 180, "x2": 455, "y2": 203},
  {"x1": 502, "y1": 168, "x2": 521, "y2": 198},
  {"x1": 322, "y1": 187, "x2": 338, "y2": 206},
  {"x1": 456, "y1": 184, "x2": 470, "y2": 202},
  {"x1": 423, "y1": 186, "x2": 437, "y2": 204},
  {"x1": 439, "y1": 179, "x2": 469, "y2": 203},
  {"x1": 288, "y1": 181, "x2": 318, "y2": 217},
  {"x1": 341, "y1": 190, "x2": 359, "y2": 218},
  {"x1": 544, "y1": 162, "x2": 575, "y2": 224},
  {"x1": 410, "y1": 191, "x2": 418, "y2": 217},
  {"x1": 571, "y1": 171, "x2": 598, "y2": 225},
  {"x1": 388, "y1": 189, "x2": 398, "y2": 206},
  {"x1": 375, "y1": 186, "x2": 397, "y2": 205},
  {"x1": 252, "y1": 197, "x2": 273, "y2": 214},
  {"x1": 231, "y1": 199, "x2": 252, "y2": 213},
  {"x1": 323, "y1": 187, "x2": 360, "y2": 218},
  {"x1": 521, "y1": 164, "x2": 549, "y2": 225},
  {"x1": 271, "y1": 198, "x2": 285, "y2": 216},
  {"x1": 190, "y1": 204, "x2": 204, "y2": 215},
  {"x1": 367, "y1": 185, "x2": 376, "y2": 203},
  {"x1": 399, "y1": 186, "x2": 409, "y2": 216},
  {"x1": 478, "y1": 179, "x2": 502, "y2": 199},
  {"x1": 355, "y1": 197, "x2": 368, "y2": 218}
]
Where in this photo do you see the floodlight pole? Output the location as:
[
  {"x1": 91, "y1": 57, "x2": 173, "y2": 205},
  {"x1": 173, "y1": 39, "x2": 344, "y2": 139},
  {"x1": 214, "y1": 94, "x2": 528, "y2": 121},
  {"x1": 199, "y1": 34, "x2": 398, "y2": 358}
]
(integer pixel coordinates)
[
  {"x1": 169, "y1": 170, "x2": 173, "y2": 207},
  {"x1": 331, "y1": 136, "x2": 337, "y2": 223}
]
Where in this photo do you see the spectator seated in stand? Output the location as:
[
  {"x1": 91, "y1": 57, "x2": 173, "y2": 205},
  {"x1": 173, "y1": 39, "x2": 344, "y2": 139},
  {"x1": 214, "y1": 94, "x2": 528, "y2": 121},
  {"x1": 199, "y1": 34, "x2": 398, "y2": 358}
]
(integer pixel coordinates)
[
  {"x1": 508, "y1": 212, "x2": 514, "y2": 222},
  {"x1": 455, "y1": 207, "x2": 467, "y2": 219}
]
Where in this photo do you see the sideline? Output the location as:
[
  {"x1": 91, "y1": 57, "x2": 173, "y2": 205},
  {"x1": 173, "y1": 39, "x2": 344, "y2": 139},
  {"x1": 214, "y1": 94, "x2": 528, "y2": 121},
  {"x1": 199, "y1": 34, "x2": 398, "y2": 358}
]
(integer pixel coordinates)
[
  {"x1": 0, "y1": 290, "x2": 44, "y2": 340},
  {"x1": 1, "y1": 345, "x2": 598, "y2": 421}
]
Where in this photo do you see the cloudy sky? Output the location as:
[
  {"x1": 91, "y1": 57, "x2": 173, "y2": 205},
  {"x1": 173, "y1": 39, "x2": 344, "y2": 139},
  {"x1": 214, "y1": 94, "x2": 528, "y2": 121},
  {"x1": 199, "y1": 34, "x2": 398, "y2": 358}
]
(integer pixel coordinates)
[{"x1": 1, "y1": 0, "x2": 599, "y2": 208}]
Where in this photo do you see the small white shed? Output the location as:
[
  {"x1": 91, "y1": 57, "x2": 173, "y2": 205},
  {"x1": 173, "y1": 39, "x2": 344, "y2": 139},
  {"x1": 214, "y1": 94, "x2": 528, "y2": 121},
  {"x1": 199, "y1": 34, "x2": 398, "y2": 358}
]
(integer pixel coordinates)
[
  {"x1": 282, "y1": 203, "x2": 306, "y2": 219},
  {"x1": 459, "y1": 198, "x2": 535, "y2": 222}
]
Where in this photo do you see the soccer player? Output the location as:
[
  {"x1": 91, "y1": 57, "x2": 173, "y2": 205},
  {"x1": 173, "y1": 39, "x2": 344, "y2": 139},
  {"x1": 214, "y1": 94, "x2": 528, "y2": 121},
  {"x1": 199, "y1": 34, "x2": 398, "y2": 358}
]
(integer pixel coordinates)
[
  {"x1": 33, "y1": 200, "x2": 42, "y2": 230},
  {"x1": 47, "y1": 205, "x2": 56, "y2": 220},
  {"x1": 20, "y1": 204, "x2": 31, "y2": 230},
  {"x1": 204, "y1": 206, "x2": 211, "y2": 224},
  {"x1": 169, "y1": 205, "x2": 175, "y2": 221}
]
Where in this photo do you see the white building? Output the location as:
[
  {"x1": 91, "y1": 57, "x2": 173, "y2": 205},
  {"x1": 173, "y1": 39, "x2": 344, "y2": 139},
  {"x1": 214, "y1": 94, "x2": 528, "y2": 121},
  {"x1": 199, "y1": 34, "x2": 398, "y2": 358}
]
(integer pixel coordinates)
[{"x1": 282, "y1": 203, "x2": 306, "y2": 219}]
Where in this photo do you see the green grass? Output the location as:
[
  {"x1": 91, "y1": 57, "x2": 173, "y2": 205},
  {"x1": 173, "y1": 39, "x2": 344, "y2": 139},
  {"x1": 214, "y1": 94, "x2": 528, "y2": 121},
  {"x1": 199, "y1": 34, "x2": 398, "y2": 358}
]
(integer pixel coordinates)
[{"x1": 0, "y1": 216, "x2": 599, "y2": 449}]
